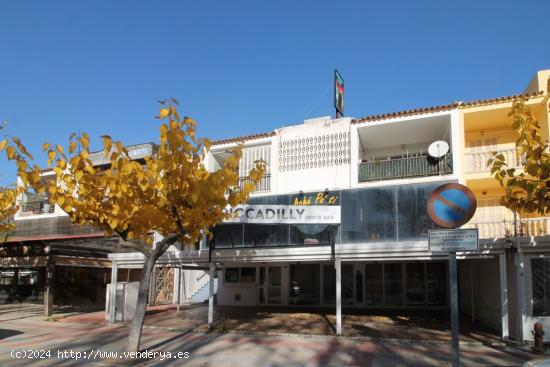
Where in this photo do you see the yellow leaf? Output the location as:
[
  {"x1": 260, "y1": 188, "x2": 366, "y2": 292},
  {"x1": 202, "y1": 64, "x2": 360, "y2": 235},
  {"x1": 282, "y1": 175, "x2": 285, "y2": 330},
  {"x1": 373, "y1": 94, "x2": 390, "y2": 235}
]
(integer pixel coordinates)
[
  {"x1": 42, "y1": 143, "x2": 51, "y2": 152},
  {"x1": 47, "y1": 150, "x2": 56, "y2": 162},
  {"x1": 69, "y1": 141, "x2": 77, "y2": 154},
  {"x1": 56, "y1": 145, "x2": 64, "y2": 154},
  {"x1": 6, "y1": 146, "x2": 15, "y2": 159},
  {"x1": 0, "y1": 140, "x2": 8, "y2": 151},
  {"x1": 159, "y1": 108, "x2": 170, "y2": 119}
]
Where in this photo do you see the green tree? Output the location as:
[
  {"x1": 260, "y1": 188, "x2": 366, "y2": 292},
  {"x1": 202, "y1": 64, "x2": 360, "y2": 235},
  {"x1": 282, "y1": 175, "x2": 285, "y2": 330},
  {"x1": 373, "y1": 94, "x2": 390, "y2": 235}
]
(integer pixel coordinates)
[{"x1": 34, "y1": 101, "x2": 265, "y2": 352}]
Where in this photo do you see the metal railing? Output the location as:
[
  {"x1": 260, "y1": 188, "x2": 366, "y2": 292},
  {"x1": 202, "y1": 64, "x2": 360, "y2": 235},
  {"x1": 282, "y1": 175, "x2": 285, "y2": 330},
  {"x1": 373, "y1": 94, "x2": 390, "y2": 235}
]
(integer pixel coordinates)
[
  {"x1": 238, "y1": 174, "x2": 271, "y2": 193},
  {"x1": 19, "y1": 200, "x2": 55, "y2": 216},
  {"x1": 358, "y1": 154, "x2": 453, "y2": 182},
  {"x1": 465, "y1": 148, "x2": 522, "y2": 173},
  {"x1": 464, "y1": 217, "x2": 550, "y2": 239}
]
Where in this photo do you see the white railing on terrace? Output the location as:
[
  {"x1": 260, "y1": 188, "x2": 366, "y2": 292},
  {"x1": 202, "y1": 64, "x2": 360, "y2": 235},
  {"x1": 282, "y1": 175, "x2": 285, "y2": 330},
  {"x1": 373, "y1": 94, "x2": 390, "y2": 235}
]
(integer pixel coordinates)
[
  {"x1": 464, "y1": 217, "x2": 550, "y2": 239},
  {"x1": 465, "y1": 148, "x2": 522, "y2": 173}
]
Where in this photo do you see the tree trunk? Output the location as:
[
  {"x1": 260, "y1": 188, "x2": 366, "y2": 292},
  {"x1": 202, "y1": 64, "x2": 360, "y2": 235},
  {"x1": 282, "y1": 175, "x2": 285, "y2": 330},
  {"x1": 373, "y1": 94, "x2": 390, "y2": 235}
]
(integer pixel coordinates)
[{"x1": 127, "y1": 235, "x2": 177, "y2": 352}]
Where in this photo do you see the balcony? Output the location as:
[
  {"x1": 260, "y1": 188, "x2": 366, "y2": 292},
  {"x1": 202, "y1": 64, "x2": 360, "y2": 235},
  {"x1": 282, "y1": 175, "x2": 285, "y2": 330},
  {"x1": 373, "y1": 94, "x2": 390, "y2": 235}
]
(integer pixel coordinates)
[
  {"x1": 465, "y1": 148, "x2": 522, "y2": 174},
  {"x1": 465, "y1": 217, "x2": 550, "y2": 239},
  {"x1": 238, "y1": 174, "x2": 271, "y2": 193},
  {"x1": 19, "y1": 199, "x2": 55, "y2": 217},
  {"x1": 358, "y1": 154, "x2": 453, "y2": 182}
]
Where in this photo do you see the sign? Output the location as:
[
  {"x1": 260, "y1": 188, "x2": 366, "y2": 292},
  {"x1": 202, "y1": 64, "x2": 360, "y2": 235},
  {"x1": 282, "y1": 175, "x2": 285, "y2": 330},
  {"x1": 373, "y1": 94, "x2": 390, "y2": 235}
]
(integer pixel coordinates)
[
  {"x1": 428, "y1": 229, "x2": 479, "y2": 253},
  {"x1": 334, "y1": 69, "x2": 344, "y2": 115},
  {"x1": 427, "y1": 183, "x2": 477, "y2": 228},
  {"x1": 224, "y1": 205, "x2": 341, "y2": 224}
]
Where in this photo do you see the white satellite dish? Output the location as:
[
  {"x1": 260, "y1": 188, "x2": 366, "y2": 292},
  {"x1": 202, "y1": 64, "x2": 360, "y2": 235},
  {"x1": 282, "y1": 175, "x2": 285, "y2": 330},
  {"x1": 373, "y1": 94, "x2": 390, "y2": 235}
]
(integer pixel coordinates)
[{"x1": 428, "y1": 141, "x2": 449, "y2": 158}]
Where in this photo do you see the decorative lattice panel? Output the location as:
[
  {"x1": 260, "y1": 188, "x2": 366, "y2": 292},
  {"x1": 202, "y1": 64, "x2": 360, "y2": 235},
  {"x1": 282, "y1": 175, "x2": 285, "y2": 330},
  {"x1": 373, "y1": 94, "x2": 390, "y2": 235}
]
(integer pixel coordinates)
[
  {"x1": 154, "y1": 267, "x2": 174, "y2": 305},
  {"x1": 278, "y1": 132, "x2": 351, "y2": 172}
]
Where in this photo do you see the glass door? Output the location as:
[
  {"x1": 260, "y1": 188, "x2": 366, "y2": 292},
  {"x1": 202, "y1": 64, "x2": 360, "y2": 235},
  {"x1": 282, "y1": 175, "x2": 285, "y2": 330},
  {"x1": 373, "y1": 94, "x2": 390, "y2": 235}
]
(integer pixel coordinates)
[{"x1": 258, "y1": 266, "x2": 282, "y2": 305}]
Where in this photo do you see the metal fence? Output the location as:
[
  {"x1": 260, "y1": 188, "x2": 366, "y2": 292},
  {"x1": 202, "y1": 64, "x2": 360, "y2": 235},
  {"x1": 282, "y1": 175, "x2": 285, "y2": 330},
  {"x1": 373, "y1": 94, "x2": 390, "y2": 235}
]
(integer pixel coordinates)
[
  {"x1": 53, "y1": 295, "x2": 104, "y2": 313},
  {"x1": 238, "y1": 174, "x2": 271, "y2": 193},
  {"x1": 358, "y1": 154, "x2": 453, "y2": 182}
]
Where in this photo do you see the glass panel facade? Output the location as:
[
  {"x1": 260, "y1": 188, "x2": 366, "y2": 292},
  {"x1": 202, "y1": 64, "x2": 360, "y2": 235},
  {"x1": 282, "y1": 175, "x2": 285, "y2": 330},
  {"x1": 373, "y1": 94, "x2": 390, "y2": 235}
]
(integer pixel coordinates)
[
  {"x1": 268, "y1": 267, "x2": 281, "y2": 304},
  {"x1": 208, "y1": 181, "x2": 450, "y2": 248},
  {"x1": 289, "y1": 264, "x2": 320, "y2": 305},
  {"x1": 342, "y1": 265, "x2": 354, "y2": 305}
]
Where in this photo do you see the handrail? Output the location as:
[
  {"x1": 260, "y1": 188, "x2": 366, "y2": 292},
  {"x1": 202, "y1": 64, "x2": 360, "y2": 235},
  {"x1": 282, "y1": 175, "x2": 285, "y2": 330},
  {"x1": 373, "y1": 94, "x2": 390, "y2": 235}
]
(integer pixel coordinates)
[{"x1": 358, "y1": 153, "x2": 453, "y2": 182}]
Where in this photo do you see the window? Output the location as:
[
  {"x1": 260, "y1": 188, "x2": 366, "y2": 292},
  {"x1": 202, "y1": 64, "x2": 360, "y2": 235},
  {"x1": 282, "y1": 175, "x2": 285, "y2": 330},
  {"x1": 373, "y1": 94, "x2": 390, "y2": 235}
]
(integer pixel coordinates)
[
  {"x1": 225, "y1": 267, "x2": 256, "y2": 284},
  {"x1": 532, "y1": 258, "x2": 550, "y2": 316},
  {"x1": 225, "y1": 268, "x2": 240, "y2": 283},
  {"x1": 240, "y1": 267, "x2": 256, "y2": 283}
]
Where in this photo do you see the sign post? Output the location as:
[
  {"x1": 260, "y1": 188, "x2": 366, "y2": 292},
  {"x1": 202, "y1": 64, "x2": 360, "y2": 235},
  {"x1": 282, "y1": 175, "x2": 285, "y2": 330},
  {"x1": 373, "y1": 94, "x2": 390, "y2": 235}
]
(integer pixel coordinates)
[
  {"x1": 427, "y1": 183, "x2": 478, "y2": 367},
  {"x1": 334, "y1": 69, "x2": 344, "y2": 118}
]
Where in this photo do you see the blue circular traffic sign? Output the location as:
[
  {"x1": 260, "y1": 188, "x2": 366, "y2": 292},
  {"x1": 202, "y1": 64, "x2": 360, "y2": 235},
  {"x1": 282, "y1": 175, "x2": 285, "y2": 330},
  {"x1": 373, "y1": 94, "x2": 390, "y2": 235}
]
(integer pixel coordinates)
[{"x1": 427, "y1": 183, "x2": 477, "y2": 228}]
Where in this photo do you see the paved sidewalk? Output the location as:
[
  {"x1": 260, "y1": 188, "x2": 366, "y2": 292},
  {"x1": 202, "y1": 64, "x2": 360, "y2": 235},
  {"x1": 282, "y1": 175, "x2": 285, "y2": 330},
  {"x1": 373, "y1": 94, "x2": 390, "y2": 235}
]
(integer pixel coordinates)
[{"x1": 0, "y1": 313, "x2": 541, "y2": 366}]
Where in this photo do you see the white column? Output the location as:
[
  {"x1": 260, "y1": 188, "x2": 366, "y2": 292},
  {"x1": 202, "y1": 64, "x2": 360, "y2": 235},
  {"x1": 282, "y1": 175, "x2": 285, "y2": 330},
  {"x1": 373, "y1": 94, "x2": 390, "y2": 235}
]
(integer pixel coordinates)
[
  {"x1": 499, "y1": 253, "x2": 509, "y2": 340},
  {"x1": 108, "y1": 260, "x2": 118, "y2": 323},
  {"x1": 208, "y1": 262, "x2": 215, "y2": 329},
  {"x1": 176, "y1": 267, "x2": 182, "y2": 312},
  {"x1": 335, "y1": 257, "x2": 342, "y2": 336}
]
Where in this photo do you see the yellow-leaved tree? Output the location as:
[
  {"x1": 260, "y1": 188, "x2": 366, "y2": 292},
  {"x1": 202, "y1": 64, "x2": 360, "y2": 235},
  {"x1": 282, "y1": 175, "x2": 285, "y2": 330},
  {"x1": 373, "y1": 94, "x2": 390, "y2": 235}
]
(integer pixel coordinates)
[
  {"x1": 34, "y1": 100, "x2": 265, "y2": 352},
  {"x1": 0, "y1": 123, "x2": 40, "y2": 236}
]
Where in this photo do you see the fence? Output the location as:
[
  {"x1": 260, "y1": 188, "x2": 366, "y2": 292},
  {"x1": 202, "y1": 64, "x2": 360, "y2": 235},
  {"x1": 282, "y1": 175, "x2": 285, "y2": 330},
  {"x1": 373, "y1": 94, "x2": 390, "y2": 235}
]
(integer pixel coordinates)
[{"x1": 358, "y1": 154, "x2": 453, "y2": 182}]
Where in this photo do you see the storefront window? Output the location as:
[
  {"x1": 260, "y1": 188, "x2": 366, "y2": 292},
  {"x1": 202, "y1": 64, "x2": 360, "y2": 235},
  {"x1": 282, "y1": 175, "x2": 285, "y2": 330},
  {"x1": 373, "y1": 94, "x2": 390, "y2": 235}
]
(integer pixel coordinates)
[
  {"x1": 322, "y1": 265, "x2": 335, "y2": 304},
  {"x1": 532, "y1": 258, "x2": 550, "y2": 316},
  {"x1": 244, "y1": 224, "x2": 289, "y2": 247},
  {"x1": 225, "y1": 268, "x2": 240, "y2": 283},
  {"x1": 290, "y1": 224, "x2": 338, "y2": 246},
  {"x1": 384, "y1": 263, "x2": 403, "y2": 305},
  {"x1": 365, "y1": 263, "x2": 383, "y2": 305},
  {"x1": 406, "y1": 263, "x2": 425, "y2": 305},
  {"x1": 210, "y1": 224, "x2": 244, "y2": 248},
  {"x1": 342, "y1": 265, "x2": 354, "y2": 305},
  {"x1": 240, "y1": 267, "x2": 256, "y2": 283},
  {"x1": 289, "y1": 264, "x2": 320, "y2": 305},
  {"x1": 427, "y1": 261, "x2": 446, "y2": 306}
]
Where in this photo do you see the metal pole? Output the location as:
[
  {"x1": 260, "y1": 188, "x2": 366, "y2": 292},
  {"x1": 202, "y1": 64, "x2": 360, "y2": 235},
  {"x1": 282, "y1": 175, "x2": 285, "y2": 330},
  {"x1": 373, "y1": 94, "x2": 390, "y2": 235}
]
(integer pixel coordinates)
[
  {"x1": 109, "y1": 260, "x2": 117, "y2": 324},
  {"x1": 449, "y1": 252, "x2": 460, "y2": 367},
  {"x1": 335, "y1": 257, "x2": 342, "y2": 336},
  {"x1": 208, "y1": 262, "x2": 215, "y2": 330}
]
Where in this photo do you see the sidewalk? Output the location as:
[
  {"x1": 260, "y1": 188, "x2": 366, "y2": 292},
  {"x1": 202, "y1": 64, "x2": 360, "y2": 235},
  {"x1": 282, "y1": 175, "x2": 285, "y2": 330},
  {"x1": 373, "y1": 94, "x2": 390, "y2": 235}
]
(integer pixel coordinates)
[{"x1": 0, "y1": 307, "x2": 543, "y2": 366}]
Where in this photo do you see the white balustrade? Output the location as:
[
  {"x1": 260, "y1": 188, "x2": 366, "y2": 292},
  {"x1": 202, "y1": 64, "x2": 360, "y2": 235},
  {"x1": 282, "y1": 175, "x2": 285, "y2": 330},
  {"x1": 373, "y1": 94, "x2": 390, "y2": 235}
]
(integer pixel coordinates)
[
  {"x1": 465, "y1": 217, "x2": 550, "y2": 239},
  {"x1": 465, "y1": 148, "x2": 521, "y2": 173}
]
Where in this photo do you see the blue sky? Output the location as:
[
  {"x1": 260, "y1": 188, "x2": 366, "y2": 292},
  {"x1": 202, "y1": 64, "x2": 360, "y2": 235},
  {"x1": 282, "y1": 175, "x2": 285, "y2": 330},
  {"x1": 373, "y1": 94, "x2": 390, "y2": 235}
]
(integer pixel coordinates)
[{"x1": 0, "y1": 0, "x2": 549, "y2": 184}]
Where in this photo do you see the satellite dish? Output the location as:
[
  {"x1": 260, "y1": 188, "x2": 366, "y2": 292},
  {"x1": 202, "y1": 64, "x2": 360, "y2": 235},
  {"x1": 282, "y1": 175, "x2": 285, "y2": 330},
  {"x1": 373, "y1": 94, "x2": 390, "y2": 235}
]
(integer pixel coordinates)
[{"x1": 428, "y1": 141, "x2": 449, "y2": 158}]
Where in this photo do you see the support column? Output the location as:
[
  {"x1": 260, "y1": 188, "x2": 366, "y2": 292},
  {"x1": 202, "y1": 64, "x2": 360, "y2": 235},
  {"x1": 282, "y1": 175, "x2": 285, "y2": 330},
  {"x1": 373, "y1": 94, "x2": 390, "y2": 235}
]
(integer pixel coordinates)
[
  {"x1": 335, "y1": 257, "x2": 342, "y2": 336},
  {"x1": 176, "y1": 267, "x2": 182, "y2": 312},
  {"x1": 208, "y1": 262, "x2": 214, "y2": 330},
  {"x1": 470, "y1": 262, "x2": 475, "y2": 323},
  {"x1": 108, "y1": 260, "x2": 117, "y2": 324},
  {"x1": 499, "y1": 253, "x2": 509, "y2": 340},
  {"x1": 44, "y1": 258, "x2": 54, "y2": 319}
]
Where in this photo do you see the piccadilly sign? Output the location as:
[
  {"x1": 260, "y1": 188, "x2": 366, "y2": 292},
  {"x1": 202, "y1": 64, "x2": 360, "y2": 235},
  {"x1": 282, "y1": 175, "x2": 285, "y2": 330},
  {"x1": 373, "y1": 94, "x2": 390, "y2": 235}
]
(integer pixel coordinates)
[{"x1": 225, "y1": 205, "x2": 341, "y2": 224}]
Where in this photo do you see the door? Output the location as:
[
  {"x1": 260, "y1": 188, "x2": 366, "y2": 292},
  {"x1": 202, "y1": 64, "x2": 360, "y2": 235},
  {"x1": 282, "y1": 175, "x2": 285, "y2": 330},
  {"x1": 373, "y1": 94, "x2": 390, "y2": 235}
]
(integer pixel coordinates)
[{"x1": 258, "y1": 266, "x2": 282, "y2": 305}]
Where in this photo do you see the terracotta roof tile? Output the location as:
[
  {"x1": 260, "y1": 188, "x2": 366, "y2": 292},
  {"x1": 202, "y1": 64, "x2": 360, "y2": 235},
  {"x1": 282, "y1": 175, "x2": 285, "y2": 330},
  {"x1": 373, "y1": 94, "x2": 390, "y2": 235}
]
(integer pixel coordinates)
[
  {"x1": 211, "y1": 91, "x2": 546, "y2": 144},
  {"x1": 211, "y1": 132, "x2": 276, "y2": 146}
]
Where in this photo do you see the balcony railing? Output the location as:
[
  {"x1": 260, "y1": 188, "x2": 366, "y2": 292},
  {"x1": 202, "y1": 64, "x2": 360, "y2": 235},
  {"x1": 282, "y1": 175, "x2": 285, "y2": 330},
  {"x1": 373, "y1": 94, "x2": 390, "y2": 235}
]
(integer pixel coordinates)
[
  {"x1": 464, "y1": 217, "x2": 550, "y2": 239},
  {"x1": 238, "y1": 174, "x2": 271, "y2": 193},
  {"x1": 358, "y1": 154, "x2": 453, "y2": 182},
  {"x1": 19, "y1": 200, "x2": 55, "y2": 216},
  {"x1": 465, "y1": 148, "x2": 522, "y2": 173}
]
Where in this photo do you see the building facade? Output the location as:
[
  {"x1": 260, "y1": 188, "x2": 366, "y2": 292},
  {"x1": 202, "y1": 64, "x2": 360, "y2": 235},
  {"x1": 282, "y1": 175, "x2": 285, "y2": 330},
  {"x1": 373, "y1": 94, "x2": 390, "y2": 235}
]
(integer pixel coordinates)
[{"x1": 107, "y1": 69, "x2": 548, "y2": 342}]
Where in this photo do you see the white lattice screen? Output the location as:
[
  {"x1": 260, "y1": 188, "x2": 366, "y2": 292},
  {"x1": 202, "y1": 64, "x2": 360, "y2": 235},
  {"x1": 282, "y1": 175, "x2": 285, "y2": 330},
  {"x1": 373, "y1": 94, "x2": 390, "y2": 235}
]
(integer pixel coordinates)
[{"x1": 278, "y1": 131, "x2": 351, "y2": 172}]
